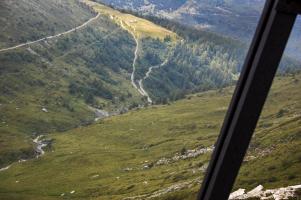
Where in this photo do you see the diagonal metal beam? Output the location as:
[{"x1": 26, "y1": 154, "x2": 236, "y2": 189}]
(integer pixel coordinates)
[
  {"x1": 276, "y1": 0, "x2": 301, "y2": 14},
  {"x1": 197, "y1": 0, "x2": 299, "y2": 200}
]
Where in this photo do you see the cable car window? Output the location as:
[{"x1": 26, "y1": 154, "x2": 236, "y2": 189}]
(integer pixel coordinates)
[
  {"x1": 232, "y1": 16, "x2": 301, "y2": 199},
  {"x1": 0, "y1": 0, "x2": 299, "y2": 200}
]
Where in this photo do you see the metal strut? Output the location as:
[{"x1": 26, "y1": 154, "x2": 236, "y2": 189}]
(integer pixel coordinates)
[{"x1": 197, "y1": 0, "x2": 300, "y2": 200}]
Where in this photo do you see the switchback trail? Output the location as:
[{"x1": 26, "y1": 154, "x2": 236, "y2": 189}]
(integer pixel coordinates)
[
  {"x1": 0, "y1": 13, "x2": 100, "y2": 53},
  {"x1": 138, "y1": 52, "x2": 172, "y2": 104},
  {"x1": 119, "y1": 19, "x2": 175, "y2": 104}
]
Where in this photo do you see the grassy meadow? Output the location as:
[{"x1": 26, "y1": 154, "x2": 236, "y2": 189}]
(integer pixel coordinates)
[{"x1": 0, "y1": 73, "x2": 300, "y2": 200}]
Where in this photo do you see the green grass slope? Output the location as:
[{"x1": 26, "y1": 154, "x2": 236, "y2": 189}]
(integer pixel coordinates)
[
  {"x1": 0, "y1": 73, "x2": 300, "y2": 200},
  {"x1": 127, "y1": 13, "x2": 301, "y2": 103},
  {"x1": 0, "y1": 9, "x2": 146, "y2": 168},
  {"x1": 0, "y1": 0, "x2": 95, "y2": 49}
]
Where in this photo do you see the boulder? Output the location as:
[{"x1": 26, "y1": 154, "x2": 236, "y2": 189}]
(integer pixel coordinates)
[{"x1": 229, "y1": 184, "x2": 301, "y2": 200}]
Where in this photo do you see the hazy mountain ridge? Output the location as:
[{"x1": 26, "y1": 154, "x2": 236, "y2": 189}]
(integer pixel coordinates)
[{"x1": 99, "y1": 0, "x2": 301, "y2": 61}]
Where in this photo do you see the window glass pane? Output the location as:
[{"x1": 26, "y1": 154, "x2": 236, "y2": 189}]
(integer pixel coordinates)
[{"x1": 232, "y1": 16, "x2": 301, "y2": 200}]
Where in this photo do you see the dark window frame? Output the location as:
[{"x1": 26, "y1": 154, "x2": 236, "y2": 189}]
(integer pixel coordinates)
[{"x1": 197, "y1": 1, "x2": 301, "y2": 200}]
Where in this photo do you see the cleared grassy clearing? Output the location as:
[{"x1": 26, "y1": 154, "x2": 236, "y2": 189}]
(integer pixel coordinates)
[{"x1": 84, "y1": 0, "x2": 178, "y2": 40}]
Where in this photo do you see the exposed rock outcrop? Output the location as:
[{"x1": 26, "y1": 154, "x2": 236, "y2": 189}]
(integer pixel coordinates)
[{"x1": 230, "y1": 184, "x2": 301, "y2": 200}]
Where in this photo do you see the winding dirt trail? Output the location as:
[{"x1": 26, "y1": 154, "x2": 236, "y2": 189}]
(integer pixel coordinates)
[
  {"x1": 130, "y1": 30, "x2": 141, "y2": 92},
  {"x1": 119, "y1": 19, "x2": 176, "y2": 104},
  {"x1": 119, "y1": 21, "x2": 147, "y2": 97},
  {"x1": 0, "y1": 13, "x2": 100, "y2": 53},
  {"x1": 138, "y1": 55, "x2": 171, "y2": 104},
  {"x1": 0, "y1": 165, "x2": 11, "y2": 172}
]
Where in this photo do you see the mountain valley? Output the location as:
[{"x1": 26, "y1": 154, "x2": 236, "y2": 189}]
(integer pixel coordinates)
[
  {"x1": 0, "y1": 0, "x2": 300, "y2": 199},
  {"x1": 0, "y1": 72, "x2": 300, "y2": 200}
]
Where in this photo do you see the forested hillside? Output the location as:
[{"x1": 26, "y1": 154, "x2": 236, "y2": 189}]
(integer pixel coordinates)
[
  {"x1": 129, "y1": 13, "x2": 300, "y2": 102},
  {"x1": 99, "y1": 0, "x2": 301, "y2": 61}
]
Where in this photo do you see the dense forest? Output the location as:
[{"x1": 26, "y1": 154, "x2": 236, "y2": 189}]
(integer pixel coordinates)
[{"x1": 129, "y1": 11, "x2": 300, "y2": 103}]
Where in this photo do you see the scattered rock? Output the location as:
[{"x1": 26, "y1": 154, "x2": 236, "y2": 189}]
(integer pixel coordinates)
[
  {"x1": 230, "y1": 184, "x2": 301, "y2": 200},
  {"x1": 124, "y1": 167, "x2": 133, "y2": 171},
  {"x1": 156, "y1": 157, "x2": 170, "y2": 165},
  {"x1": 155, "y1": 146, "x2": 214, "y2": 167},
  {"x1": 143, "y1": 165, "x2": 150, "y2": 170},
  {"x1": 93, "y1": 108, "x2": 109, "y2": 121},
  {"x1": 0, "y1": 165, "x2": 11, "y2": 172},
  {"x1": 244, "y1": 147, "x2": 275, "y2": 162},
  {"x1": 229, "y1": 189, "x2": 246, "y2": 199},
  {"x1": 91, "y1": 174, "x2": 99, "y2": 179}
]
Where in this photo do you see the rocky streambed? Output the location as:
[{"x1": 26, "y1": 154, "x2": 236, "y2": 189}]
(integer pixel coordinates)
[
  {"x1": 32, "y1": 135, "x2": 52, "y2": 157},
  {"x1": 0, "y1": 135, "x2": 51, "y2": 172}
]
